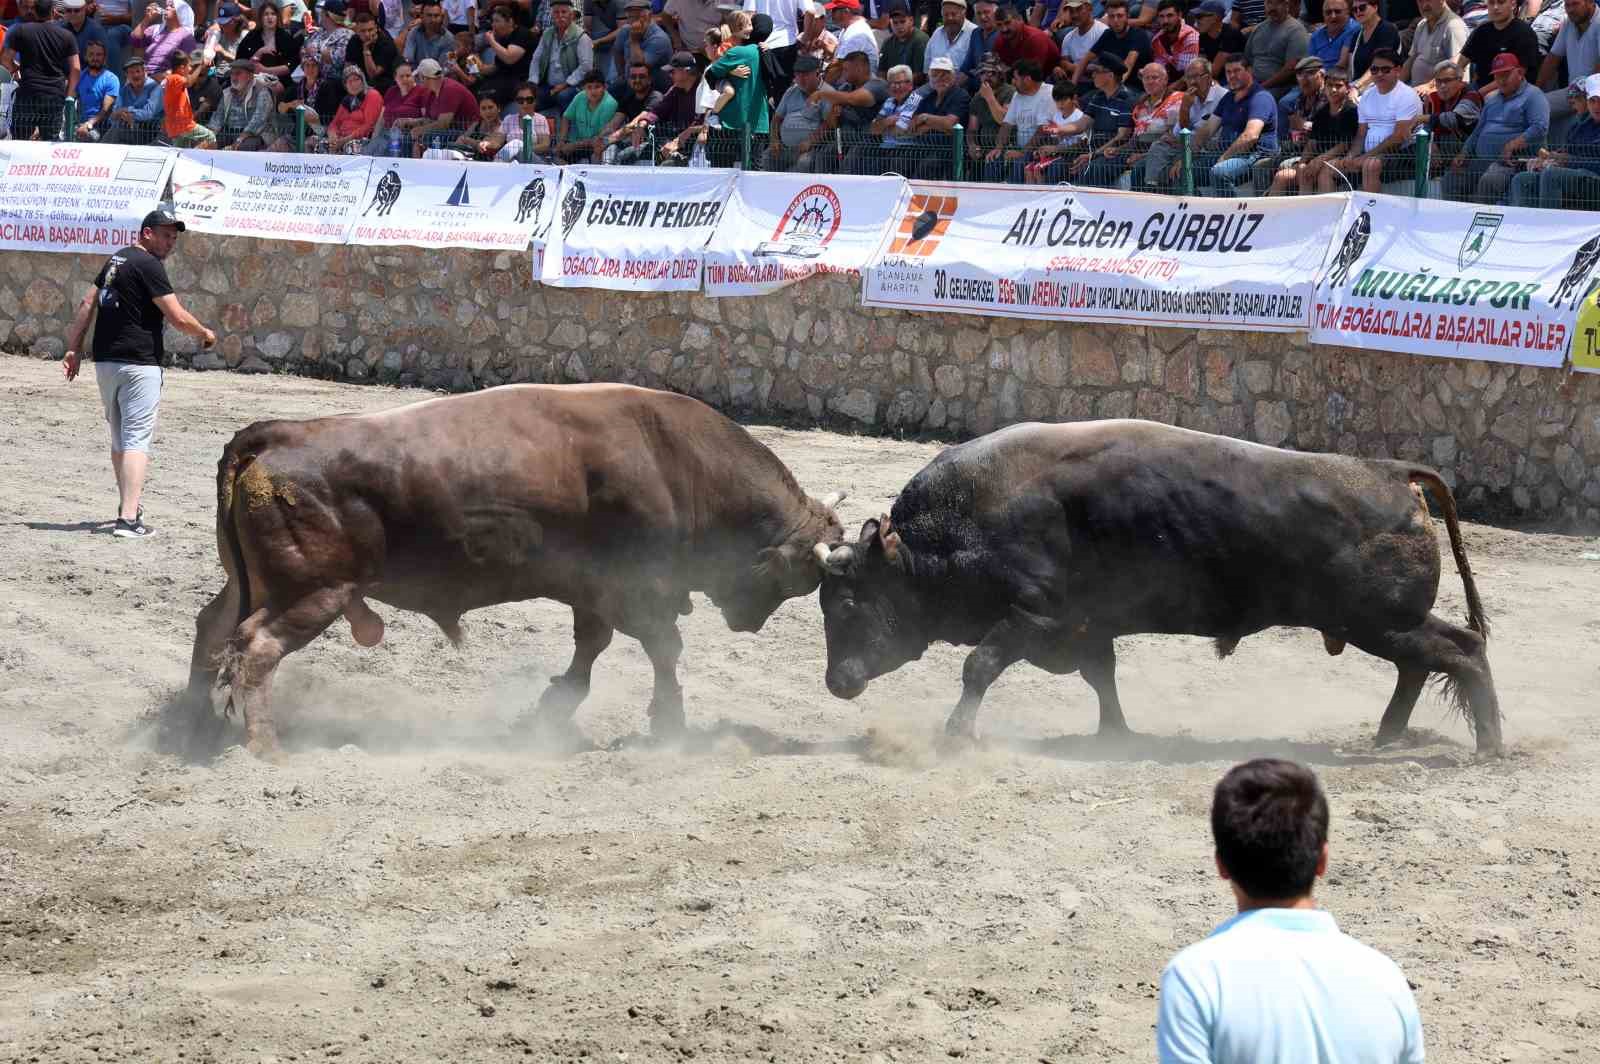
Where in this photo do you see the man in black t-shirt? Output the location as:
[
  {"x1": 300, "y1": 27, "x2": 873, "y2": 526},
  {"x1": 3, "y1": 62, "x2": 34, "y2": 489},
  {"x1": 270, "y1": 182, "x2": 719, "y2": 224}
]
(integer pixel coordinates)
[
  {"x1": 63, "y1": 207, "x2": 217, "y2": 540},
  {"x1": 1191, "y1": 0, "x2": 1244, "y2": 80},
  {"x1": 1456, "y1": 0, "x2": 1541, "y2": 89},
  {"x1": 0, "y1": 0, "x2": 81, "y2": 140}
]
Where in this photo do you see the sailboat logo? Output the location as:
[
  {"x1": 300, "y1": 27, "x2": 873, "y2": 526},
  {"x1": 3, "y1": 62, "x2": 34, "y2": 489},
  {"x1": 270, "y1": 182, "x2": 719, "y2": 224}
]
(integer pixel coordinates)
[{"x1": 444, "y1": 170, "x2": 472, "y2": 207}]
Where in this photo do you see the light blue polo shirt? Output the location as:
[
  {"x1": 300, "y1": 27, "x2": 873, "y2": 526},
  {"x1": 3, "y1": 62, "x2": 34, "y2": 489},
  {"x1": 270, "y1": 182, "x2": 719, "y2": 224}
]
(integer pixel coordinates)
[{"x1": 1156, "y1": 908, "x2": 1425, "y2": 1064}]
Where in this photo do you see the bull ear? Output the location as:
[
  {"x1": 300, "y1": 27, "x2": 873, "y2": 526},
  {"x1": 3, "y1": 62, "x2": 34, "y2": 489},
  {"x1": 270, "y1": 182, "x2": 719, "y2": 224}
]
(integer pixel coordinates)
[
  {"x1": 819, "y1": 490, "x2": 847, "y2": 511},
  {"x1": 881, "y1": 530, "x2": 902, "y2": 564},
  {"x1": 857, "y1": 518, "x2": 880, "y2": 544}
]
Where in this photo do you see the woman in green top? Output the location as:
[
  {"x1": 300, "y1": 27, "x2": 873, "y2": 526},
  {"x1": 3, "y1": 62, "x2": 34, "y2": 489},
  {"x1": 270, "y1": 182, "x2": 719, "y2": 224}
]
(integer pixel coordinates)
[
  {"x1": 703, "y1": 10, "x2": 770, "y2": 167},
  {"x1": 557, "y1": 69, "x2": 621, "y2": 162}
]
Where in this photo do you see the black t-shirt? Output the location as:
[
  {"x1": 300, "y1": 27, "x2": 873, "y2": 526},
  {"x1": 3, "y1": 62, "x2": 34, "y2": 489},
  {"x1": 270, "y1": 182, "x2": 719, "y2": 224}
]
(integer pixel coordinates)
[
  {"x1": 649, "y1": 84, "x2": 699, "y2": 131},
  {"x1": 1308, "y1": 99, "x2": 1358, "y2": 152},
  {"x1": 1351, "y1": 20, "x2": 1401, "y2": 79},
  {"x1": 8, "y1": 20, "x2": 79, "y2": 97},
  {"x1": 493, "y1": 26, "x2": 536, "y2": 83},
  {"x1": 1460, "y1": 19, "x2": 1541, "y2": 88},
  {"x1": 1199, "y1": 24, "x2": 1245, "y2": 66},
  {"x1": 92, "y1": 246, "x2": 174, "y2": 366},
  {"x1": 614, "y1": 84, "x2": 662, "y2": 121},
  {"x1": 1094, "y1": 27, "x2": 1154, "y2": 81},
  {"x1": 345, "y1": 31, "x2": 402, "y2": 94}
]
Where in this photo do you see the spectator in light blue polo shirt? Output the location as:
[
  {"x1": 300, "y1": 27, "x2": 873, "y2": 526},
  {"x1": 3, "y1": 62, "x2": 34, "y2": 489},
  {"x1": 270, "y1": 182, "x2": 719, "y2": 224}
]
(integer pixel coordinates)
[{"x1": 1156, "y1": 759, "x2": 1425, "y2": 1064}]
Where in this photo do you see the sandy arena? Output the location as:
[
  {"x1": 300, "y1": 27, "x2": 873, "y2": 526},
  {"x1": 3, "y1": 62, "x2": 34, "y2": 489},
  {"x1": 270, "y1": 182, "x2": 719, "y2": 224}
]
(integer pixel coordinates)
[{"x1": 2, "y1": 353, "x2": 1599, "y2": 1063}]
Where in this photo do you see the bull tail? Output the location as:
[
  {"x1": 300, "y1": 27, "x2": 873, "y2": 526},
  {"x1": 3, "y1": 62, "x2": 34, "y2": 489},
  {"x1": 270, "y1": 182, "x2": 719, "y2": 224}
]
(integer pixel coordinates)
[
  {"x1": 1406, "y1": 467, "x2": 1489, "y2": 640},
  {"x1": 217, "y1": 442, "x2": 256, "y2": 635}
]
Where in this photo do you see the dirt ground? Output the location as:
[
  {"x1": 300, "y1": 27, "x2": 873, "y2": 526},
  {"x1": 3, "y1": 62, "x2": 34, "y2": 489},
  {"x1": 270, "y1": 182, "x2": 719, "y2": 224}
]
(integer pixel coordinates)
[{"x1": 2, "y1": 352, "x2": 1599, "y2": 1064}]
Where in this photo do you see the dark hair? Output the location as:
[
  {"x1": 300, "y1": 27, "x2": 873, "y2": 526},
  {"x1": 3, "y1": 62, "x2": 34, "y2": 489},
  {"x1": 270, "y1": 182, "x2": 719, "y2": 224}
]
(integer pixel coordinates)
[
  {"x1": 1222, "y1": 52, "x2": 1247, "y2": 69},
  {"x1": 1012, "y1": 57, "x2": 1042, "y2": 81},
  {"x1": 629, "y1": 59, "x2": 651, "y2": 72},
  {"x1": 1370, "y1": 46, "x2": 1402, "y2": 67},
  {"x1": 476, "y1": 88, "x2": 501, "y2": 103},
  {"x1": 582, "y1": 68, "x2": 607, "y2": 85},
  {"x1": 1211, "y1": 759, "x2": 1329, "y2": 901},
  {"x1": 352, "y1": 8, "x2": 377, "y2": 22},
  {"x1": 1157, "y1": 0, "x2": 1182, "y2": 11},
  {"x1": 1104, "y1": 0, "x2": 1129, "y2": 10},
  {"x1": 1052, "y1": 80, "x2": 1077, "y2": 100}
]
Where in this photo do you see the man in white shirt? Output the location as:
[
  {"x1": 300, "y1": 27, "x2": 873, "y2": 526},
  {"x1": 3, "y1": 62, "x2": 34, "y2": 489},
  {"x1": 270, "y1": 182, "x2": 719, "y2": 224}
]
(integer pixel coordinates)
[
  {"x1": 1538, "y1": 0, "x2": 1600, "y2": 135},
  {"x1": 1404, "y1": 0, "x2": 1467, "y2": 88},
  {"x1": 1156, "y1": 758, "x2": 1426, "y2": 1064},
  {"x1": 984, "y1": 56, "x2": 1053, "y2": 178},
  {"x1": 1330, "y1": 47, "x2": 1420, "y2": 191},
  {"x1": 1059, "y1": 0, "x2": 1107, "y2": 87},
  {"x1": 925, "y1": 0, "x2": 978, "y2": 84},
  {"x1": 827, "y1": 0, "x2": 879, "y2": 74}
]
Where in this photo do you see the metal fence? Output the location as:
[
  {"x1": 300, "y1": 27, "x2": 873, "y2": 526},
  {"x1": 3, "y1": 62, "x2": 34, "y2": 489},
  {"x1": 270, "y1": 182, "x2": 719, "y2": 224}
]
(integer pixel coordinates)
[{"x1": 14, "y1": 94, "x2": 1599, "y2": 211}]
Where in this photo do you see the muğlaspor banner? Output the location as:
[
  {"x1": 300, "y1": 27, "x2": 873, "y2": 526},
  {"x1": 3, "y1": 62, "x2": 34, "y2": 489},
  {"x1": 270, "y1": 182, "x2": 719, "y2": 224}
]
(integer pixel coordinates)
[
  {"x1": 171, "y1": 149, "x2": 373, "y2": 243},
  {"x1": 860, "y1": 182, "x2": 1345, "y2": 332},
  {"x1": 0, "y1": 141, "x2": 175, "y2": 255},
  {"x1": 702, "y1": 172, "x2": 909, "y2": 297},
  {"x1": 537, "y1": 165, "x2": 737, "y2": 291},
  {"x1": 1310, "y1": 194, "x2": 1600, "y2": 367},
  {"x1": 348, "y1": 159, "x2": 555, "y2": 251}
]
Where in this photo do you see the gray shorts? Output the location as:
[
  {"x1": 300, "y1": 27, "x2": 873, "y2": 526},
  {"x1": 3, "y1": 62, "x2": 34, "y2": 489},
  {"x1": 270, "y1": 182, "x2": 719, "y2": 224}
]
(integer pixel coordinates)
[{"x1": 95, "y1": 362, "x2": 163, "y2": 453}]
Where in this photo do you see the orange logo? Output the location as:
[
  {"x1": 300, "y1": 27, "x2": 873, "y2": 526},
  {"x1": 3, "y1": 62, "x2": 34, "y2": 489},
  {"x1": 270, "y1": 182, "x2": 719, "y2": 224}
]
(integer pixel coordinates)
[{"x1": 888, "y1": 194, "x2": 957, "y2": 257}]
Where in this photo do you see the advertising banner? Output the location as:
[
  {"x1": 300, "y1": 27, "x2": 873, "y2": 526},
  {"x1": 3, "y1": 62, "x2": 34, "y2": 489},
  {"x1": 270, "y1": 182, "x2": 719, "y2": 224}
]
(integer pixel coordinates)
[
  {"x1": 860, "y1": 182, "x2": 1344, "y2": 331},
  {"x1": 348, "y1": 159, "x2": 556, "y2": 250},
  {"x1": 538, "y1": 165, "x2": 736, "y2": 290},
  {"x1": 1310, "y1": 195, "x2": 1600, "y2": 367},
  {"x1": 0, "y1": 141, "x2": 175, "y2": 255},
  {"x1": 170, "y1": 150, "x2": 372, "y2": 243},
  {"x1": 702, "y1": 172, "x2": 908, "y2": 297},
  {"x1": 1571, "y1": 282, "x2": 1600, "y2": 374}
]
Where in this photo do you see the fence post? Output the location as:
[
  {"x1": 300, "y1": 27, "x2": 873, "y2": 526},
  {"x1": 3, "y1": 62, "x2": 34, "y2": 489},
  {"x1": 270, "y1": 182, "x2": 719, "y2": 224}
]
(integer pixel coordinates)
[
  {"x1": 521, "y1": 114, "x2": 533, "y2": 164},
  {"x1": 1179, "y1": 128, "x2": 1193, "y2": 197},
  {"x1": 648, "y1": 126, "x2": 656, "y2": 166},
  {"x1": 62, "y1": 96, "x2": 78, "y2": 141},
  {"x1": 741, "y1": 124, "x2": 752, "y2": 170},
  {"x1": 295, "y1": 106, "x2": 306, "y2": 153},
  {"x1": 1412, "y1": 127, "x2": 1431, "y2": 199},
  {"x1": 953, "y1": 123, "x2": 965, "y2": 182}
]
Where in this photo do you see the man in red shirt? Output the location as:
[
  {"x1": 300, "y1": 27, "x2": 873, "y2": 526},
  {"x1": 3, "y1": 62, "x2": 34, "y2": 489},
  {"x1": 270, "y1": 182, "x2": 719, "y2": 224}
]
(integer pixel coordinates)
[
  {"x1": 1150, "y1": 0, "x2": 1199, "y2": 81},
  {"x1": 399, "y1": 55, "x2": 480, "y2": 155},
  {"x1": 993, "y1": 3, "x2": 1060, "y2": 79}
]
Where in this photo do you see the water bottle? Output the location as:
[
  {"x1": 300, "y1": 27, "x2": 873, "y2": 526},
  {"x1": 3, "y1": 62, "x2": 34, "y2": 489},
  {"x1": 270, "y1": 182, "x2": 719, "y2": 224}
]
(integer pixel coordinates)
[{"x1": 388, "y1": 125, "x2": 401, "y2": 157}]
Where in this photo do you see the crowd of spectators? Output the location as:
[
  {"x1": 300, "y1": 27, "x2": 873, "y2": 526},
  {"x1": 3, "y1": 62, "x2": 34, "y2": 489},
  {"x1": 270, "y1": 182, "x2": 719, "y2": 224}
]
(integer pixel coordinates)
[{"x1": 1, "y1": 0, "x2": 1596, "y2": 205}]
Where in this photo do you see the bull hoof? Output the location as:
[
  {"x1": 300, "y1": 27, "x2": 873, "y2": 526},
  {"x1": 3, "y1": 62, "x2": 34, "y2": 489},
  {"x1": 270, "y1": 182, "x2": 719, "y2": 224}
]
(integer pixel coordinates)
[
  {"x1": 536, "y1": 675, "x2": 588, "y2": 715},
  {"x1": 1373, "y1": 728, "x2": 1407, "y2": 749},
  {"x1": 936, "y1": 731, "x2": 981, "y2": 757},
  {"x1": 245, "y1": 736, "x2": 287, "y2": 764}
]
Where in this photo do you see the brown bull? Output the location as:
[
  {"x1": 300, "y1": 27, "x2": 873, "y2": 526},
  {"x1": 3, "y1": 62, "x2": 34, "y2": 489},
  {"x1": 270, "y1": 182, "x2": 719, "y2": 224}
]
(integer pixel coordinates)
[{"x1": 182, "y1": 383, "x2": 845, "y2": 758}]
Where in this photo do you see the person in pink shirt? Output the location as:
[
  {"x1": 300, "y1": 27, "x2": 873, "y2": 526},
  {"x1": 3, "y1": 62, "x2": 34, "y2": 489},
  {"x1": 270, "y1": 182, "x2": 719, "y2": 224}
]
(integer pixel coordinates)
[
  {"x1": 397, "y1": 55, "x2": 480, "y2": 155},
  {"x1": 131, "y1": 2, "x2": 202, "y2": 76},
  {"x1": 1149, "y1": 0, "x2": 1198, "y2": 81}
]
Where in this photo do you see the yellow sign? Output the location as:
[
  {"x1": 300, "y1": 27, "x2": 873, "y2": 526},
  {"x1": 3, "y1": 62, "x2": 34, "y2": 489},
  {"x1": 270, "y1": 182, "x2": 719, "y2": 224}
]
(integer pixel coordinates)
[{"x1": 1573, "y1": 284, "x2": 1600, "y2": 374}]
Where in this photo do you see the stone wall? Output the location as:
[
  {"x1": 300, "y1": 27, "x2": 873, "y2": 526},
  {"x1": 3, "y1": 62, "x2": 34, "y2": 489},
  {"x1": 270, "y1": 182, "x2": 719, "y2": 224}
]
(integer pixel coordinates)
[{"x1": 5, "y1": 238, "x2": 1598, "y2": 527}]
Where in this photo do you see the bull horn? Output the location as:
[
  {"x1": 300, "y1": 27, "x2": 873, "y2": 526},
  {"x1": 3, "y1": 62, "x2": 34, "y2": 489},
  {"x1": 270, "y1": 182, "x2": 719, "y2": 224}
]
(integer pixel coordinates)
[
  {"x1": 813, "y1": 543, "x2": 853, "y2": 575},
  {"x1": 820, "y1": 490, "x2": 847, "y2": 510}
]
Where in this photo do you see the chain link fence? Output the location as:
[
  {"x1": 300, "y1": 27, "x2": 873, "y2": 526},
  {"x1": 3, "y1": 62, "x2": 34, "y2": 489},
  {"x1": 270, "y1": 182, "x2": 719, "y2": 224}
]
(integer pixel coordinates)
[{"x1": 8, "y1": 90, "x2": 1597, "y2": 212}]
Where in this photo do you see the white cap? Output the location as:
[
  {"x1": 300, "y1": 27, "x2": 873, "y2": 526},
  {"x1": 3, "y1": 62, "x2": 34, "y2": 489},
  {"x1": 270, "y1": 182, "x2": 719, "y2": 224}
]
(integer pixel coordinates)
[
  {"x1": 1585, "y1": 72, "x2": 1600, "y2": 99},
  {"x1": 929, "y1": 56, "x2": 955, "y2": 73}
]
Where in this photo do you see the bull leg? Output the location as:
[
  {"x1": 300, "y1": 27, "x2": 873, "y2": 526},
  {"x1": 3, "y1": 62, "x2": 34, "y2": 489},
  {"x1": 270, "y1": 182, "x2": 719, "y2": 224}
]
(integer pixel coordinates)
[
  {"x1": 945, "y1": 620, "x2": 1028, "y2": 740},
  {"x1": 534, "y1": 608, "x2": 614, "y2": 723},
  {"x1": 1077, "y1": 638, "x2": 1129, "y2": 736},
  {"x1": 227, "y1": 587, "x2": 352, "y2": 760},
  {"x1": 1349, "y1": 614, "x2": 1503, "y2": 756},
  {"x1": 637, "y1": 622, "x2": 686, "y2": 738},
  {"x1": 169, "y1": 581, "x2": 240, "y2": 757},
  {"x1": 1374, "y1": 667, "x2": 1428, "y2": 747}
]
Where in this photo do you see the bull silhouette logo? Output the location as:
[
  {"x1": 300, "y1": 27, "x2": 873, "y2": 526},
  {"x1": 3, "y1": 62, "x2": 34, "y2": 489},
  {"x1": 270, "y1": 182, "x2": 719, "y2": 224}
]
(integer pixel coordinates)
[
  {"x1": 1324, "y1": 209, "x2": 1371, "y2": 289},
  {"x1": 1552, "y1": 234, "x2": 1600, "y2": 310},
  {"x1": 516, "y1": 176, "x2": 545, "y2": 225},
  {"x1": 364, "y1": 167, "x2": 402, "y2": 217},
  {"x1": 560, "y1": 179, "x2": 586, "y2": 236},
  {"x1": 1458, "y1": 211, "x2": 1502, "y2": 271}
]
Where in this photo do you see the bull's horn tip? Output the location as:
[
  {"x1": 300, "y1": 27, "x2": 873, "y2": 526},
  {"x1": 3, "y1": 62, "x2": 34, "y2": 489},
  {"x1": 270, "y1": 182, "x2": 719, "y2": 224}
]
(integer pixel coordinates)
[{"x1": 820, "y1": 490, "x2": 847, "y2": 509}]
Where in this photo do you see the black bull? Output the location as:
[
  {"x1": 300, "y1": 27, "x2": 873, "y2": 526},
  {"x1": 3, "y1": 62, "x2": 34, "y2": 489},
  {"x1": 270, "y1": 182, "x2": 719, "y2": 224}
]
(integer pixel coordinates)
[{"x1": 814, "y1": 420, "x2": 1503, "y2": 755}]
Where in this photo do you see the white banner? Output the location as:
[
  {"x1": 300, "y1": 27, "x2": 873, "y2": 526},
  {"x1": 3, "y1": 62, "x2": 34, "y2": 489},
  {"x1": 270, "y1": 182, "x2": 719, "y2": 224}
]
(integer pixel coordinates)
[
  {"x1": 861, "y1": 183, "x2": 1344, "y2": 332},
  {"x1": 347, "y1": 159, "x2": 555, "y2": 250},
  {"x1": 1311, "y1": 195, "x2": 1599, "y2": 367},
  {"x1": 538, "y1": 166, "x2": 736, "y2": 290},
  {"x1": 702, "y1": 172, "x2": 908, "y2": 297},
  {"x1": 170, "y1": 150, "x2": 372, "y2": 243},
  {"x1": 0, "y1": 142, "x2": 174, "y2": 255}
]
